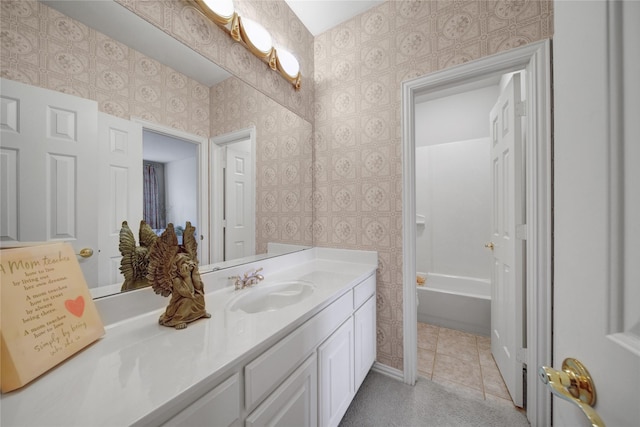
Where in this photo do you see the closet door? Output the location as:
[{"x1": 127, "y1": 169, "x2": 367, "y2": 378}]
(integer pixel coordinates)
[
  {"x1": 97, "y1": 113, "x2": 143, "y2": 287},
  {"x1": 0, "y1": 78, "x2": 99, "y2": 284}
]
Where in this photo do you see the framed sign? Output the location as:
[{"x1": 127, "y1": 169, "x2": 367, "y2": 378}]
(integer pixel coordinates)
[{"x1": 1, "y1": 242, "x2": 104, "y2": 392}]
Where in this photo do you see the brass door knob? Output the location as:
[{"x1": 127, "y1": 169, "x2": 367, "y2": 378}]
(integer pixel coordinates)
[
  {"x1": 77, "y1": 248, "x2": 94, "y2": 258},
  {"x1": 484, "y1": 242, "x2": 495, "y2": 251},
  {"x1": 539, "y1": 358, "x2": 605, "y2": 427}
]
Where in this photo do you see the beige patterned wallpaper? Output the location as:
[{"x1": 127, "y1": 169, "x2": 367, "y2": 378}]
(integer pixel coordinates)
[
  {"x1": 114, "y1": 0, "x2": 315, "y2": 124},
  {"x1": 0, "y1": 1, "x2": 211, "y2": 137},
  {"x1": 210, "y1": 76, "x2": 313, "y2": 252},
  {"x1": 312, "y1": 0, "x2": 554, "y2": 370}
]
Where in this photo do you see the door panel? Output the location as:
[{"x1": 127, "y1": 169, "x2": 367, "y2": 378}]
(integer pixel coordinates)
[
  {"x1": 553, "y1": 1, "x2": 640, "y2": 425},
  {"x1": 0, "y1": 78, "x2": 99, "y2": 284},
  {"x1": 97, "y1": 113, "x2": 143, "y2": 287},
  {"x1": 489, "y1": 73, "x2": 524, "y2": 407},
  {"x1": 224, "y1": 144, "x2": 254, "y2": 260}
]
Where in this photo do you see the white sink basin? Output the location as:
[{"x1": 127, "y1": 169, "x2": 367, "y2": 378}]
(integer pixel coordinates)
[{"x1": 227, "y1": 280, "x2": 315, "y2": 313}]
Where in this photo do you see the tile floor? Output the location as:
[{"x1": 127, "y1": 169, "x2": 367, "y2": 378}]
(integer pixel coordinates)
[{"x1": 417, "y1": 322, "x2": 516, "y2": 405}]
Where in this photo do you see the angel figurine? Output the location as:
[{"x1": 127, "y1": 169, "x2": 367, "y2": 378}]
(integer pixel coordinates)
[
  {"x1": 119, "y1": 220, "x2": 158, "y2": 292},
  {"x1": 147, "y1": 222, "x2": 211, "y2": 329}
]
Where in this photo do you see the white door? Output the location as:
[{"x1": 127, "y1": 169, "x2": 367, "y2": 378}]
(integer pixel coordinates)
[
  {"x1": 224, "y1": 144, "x2": 254, "y2": 260},
  {"x1": 318, "y1": 319, "x2": 354, "y2": 427},
  {"x1": 489, "y1": 73, "x2": 524, "y2": 407},
  {"x1": 97, "y1": 113, "x2": 143, "y2": 288},
  {"x1": 0, "y1": 78, "x2": 99, "y2": 284},
  {"x1": 354, "y1": 295, "x2": 376, "y2": 390},
  {"x1": 551, "y1": 1, "x2": 640, "y2": 425}
]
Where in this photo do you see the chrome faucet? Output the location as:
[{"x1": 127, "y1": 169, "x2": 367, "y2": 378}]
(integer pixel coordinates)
[{"x1": 230, "y1": 267, "x2": 264, "y2": 290}]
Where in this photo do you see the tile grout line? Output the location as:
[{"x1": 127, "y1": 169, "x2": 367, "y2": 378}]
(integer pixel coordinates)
[
  {"x1": 419, "y1": 322, "x2": 514, "y2": 402},
  {"x1": 429, "y1": 325, "x2": 439, "y2": 380},
  {"x1": 475, "y1": 336, "x2": 487, "y2": 400}
]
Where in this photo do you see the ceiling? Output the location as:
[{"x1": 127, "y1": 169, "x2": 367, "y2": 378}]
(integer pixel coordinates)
[{"x1": 284, "y1": 0, "x2": 384, "y2": 36}]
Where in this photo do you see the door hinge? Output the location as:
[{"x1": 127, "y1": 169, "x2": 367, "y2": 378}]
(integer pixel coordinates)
[
  {"x1": 517, "y1": 348, "x2": 528, "y2": 363},
  {"x1": 516, "y1": 223, "x2": 527, "y2": 240},
  {"x1": 515, "y1": 102, "x2": 526, "y2": 117}
]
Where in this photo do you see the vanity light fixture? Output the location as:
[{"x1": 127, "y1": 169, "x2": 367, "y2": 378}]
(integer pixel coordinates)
[
  {"x1": 194, "y1": 0, "x2": 235, "y2": 25},
  {"x1": 192, "y1": 0, "x2": 301, "y2": 90},
  {"x1": 239, "y1": 17, "x2": 275, "y2": 61},
  {"x1": 274, "y1": 47, "x2": 301, "y2": 90}
]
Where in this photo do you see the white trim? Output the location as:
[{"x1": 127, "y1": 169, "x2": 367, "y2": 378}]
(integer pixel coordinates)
[
  {"x1": 210, "y1": 127, "x2": 257, "y2": 264},
  {"x1": 606, "y1": 0, "x2": 624, "y2": 336},
  {"x1": 401, "y1": 73, "x2": 418, "y2": 387},
  {"x1": 401, "y1": 40, "x2": 552, "y2": 426},
  {"x1": 370, "y1": 362, "x2": 404, "y2": 382},
  {"x1": 132, "y1": 118, "x2": 210, "y2": 265}
]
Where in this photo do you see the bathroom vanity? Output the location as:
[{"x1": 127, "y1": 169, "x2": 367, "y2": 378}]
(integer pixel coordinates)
[{"x1": 1, "y1": 248, "x2": 377, "y2": 427}]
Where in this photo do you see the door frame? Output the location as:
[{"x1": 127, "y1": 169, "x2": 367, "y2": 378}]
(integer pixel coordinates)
[
  {"x1": 133, "y1": 118, "x2": 210, "y2": 265},
  {"x1": 210, "y1": 127, "x2": 257, "y2": 263},
  {"x1": 401, "y1": 40, "x2": 552, "y2": 426}
]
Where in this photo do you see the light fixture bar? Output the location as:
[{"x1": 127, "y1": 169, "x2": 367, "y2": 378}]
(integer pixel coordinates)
[{"x1": 192, "y1": 0, "x2": 301, "y2": 90}]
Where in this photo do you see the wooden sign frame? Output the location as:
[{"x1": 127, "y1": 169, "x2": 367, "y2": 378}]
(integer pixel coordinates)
[{"x1": 1, "y1": 242, "x2": 104, "y2": 392}]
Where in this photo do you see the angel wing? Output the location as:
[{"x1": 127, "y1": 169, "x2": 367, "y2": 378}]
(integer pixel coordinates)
[
  {"x1": 119, "y1": 221, "x2": 137, "y2": 283},
  {"x1": 119, "y1": 220, "x2": 156, "y2": 291},
  {"x1": 147, "y1": 224, "x2": 179, "y2": 297},
  {"x1": 182, "y1": 221, "x2": 198, "y2": 264},
  {"x1": 138, "y1": 220, "x2": 157, "y2": 248}
]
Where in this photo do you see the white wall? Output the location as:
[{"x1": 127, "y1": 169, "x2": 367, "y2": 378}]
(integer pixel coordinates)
[
  {"x1": 415, "y1": 83, "x2": 497, "y2": 281},
  {"x1": 415, "y1": 84, "x2": 500, "y2": 146},
  {"x1": 165, "y1": 156, "x2": 198, "y2": 230},
  {"x1": 416, "y1": 139, "x2": 492, "y2": 280}
]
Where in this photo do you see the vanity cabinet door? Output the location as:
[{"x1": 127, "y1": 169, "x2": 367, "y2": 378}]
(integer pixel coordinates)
[
  {"x1": 245, "y1": 354, "x2": 317, "y2": 427},
  {"x1": 162, "y1": 373, "x2": 241, "y2": 427},
  {"x1": 354, "y1": 295, "x2": 376, "y2": 390},
  {"x1": 318, "y1": 319, "x2": 354, "y2": 427},
  {"x1": 244, "y1": 290, "x2": 352, "y2": 412}
]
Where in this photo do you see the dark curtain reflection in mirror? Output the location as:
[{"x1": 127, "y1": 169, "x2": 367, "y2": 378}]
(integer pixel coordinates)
[{"x1": 143, "y1": 161, "x2": 166, "y2": 230}]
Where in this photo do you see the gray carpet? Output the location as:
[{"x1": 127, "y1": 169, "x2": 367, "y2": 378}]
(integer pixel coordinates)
[{"x1": 339, "y1": 371, "x2": 530, "y2": 427}]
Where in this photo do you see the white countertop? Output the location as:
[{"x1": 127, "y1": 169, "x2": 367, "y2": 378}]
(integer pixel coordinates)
[{"x1": 1, "y1": 249, "x2": 377, "y2": 426}]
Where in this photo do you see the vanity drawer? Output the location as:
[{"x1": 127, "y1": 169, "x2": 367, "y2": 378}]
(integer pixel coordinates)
[
  {"x1": 162, "y1": 373, "x2": 240, "y2": 427},
  {"x1": 244, "y1": 290, "x2": 353, "y2": 412},
  {"x1": 353, "y1": 274, "x2": 376, "y2": 309}
]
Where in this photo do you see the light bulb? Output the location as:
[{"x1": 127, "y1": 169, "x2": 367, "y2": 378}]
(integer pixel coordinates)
[
  {"x1": 240, "y1": 17, "x2": 273, "y2": 57},
  {"x1": 197, "y1": 0, "x2": 235, "y2": 24},
  {"x1": 276, "y1": 48, "x2": 300, "y2": 79}
]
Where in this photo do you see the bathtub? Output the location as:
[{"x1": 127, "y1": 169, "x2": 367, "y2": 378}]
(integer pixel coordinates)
[{"x1": 416, "y1": 272, "x2": 491, "y2": 336}]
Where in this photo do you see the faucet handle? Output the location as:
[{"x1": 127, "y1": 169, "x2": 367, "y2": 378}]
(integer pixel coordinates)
[
  {"x1": 228, "y1": 274, "x2": 243, "y2": 289},
  {"x1": 243, "y1": 267, "x2": 263, "y2": 277}
]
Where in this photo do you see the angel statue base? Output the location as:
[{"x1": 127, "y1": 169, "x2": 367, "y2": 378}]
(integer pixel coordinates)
[{"x1": 147, "y1": 222, "x2": 211, "y2": 329}]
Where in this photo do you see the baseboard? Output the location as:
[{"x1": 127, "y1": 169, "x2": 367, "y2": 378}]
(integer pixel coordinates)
[{"x1": 370, "y1": 362, "x2": 404, "y2": 381}]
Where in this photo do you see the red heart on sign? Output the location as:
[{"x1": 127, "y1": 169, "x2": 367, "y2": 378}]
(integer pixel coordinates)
[{"x1": 65, "y1": 296, "x2": 85, "y2": 318}]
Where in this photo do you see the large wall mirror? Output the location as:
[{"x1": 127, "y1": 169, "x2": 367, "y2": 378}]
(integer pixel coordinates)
[{"x1": 0, "y1": 1, "x2": 313, "y2": 299}]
